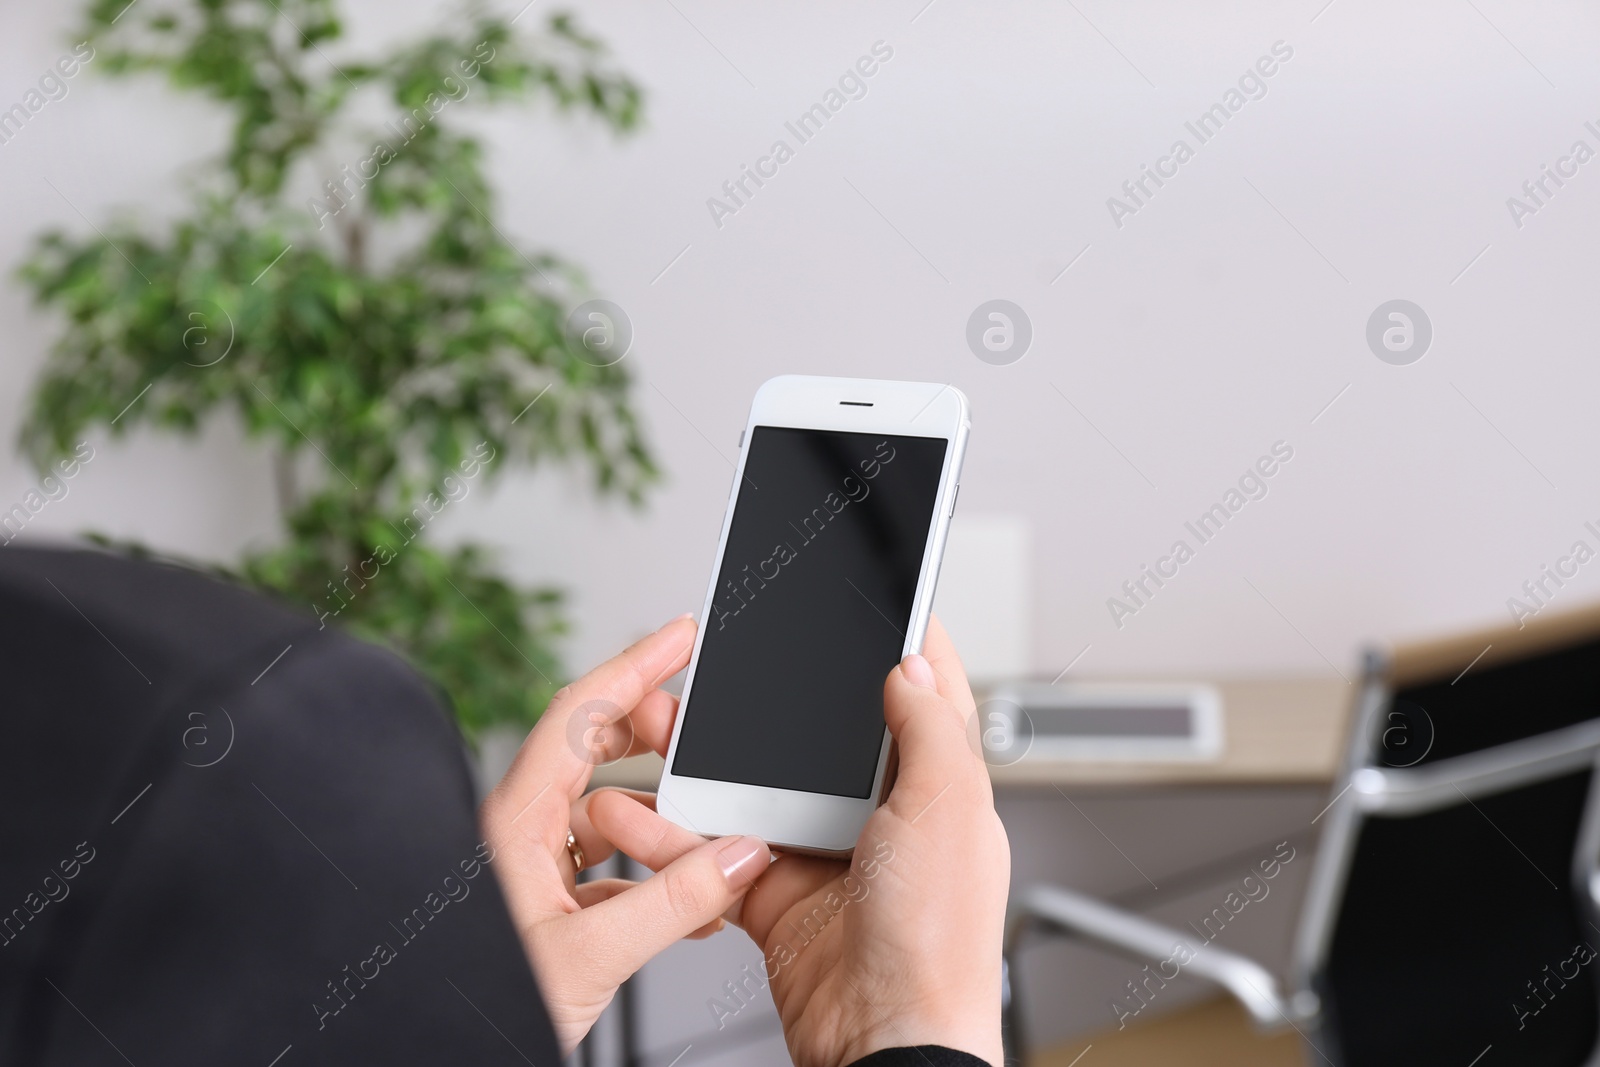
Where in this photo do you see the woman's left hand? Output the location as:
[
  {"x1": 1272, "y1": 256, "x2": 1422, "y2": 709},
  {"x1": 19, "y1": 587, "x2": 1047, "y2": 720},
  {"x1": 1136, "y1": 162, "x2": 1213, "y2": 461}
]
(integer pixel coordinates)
[{"x1": 479, "y1": 614, "x2": 771, "y2": 1055}]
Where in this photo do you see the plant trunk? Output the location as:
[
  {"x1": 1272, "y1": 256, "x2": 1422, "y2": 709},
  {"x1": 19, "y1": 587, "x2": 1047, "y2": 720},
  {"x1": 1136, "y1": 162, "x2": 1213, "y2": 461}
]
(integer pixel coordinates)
[
  {"x1": 273, "y1": 449, "x2": 298, "y2": 520},
  {"x1": 345, "y1": 216, "x2": 366, "y2": 273}
]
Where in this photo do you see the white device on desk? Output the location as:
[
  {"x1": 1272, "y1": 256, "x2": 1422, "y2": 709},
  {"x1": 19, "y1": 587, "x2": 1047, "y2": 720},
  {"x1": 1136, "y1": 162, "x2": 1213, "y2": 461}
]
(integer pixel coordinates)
[
  {"x1": 980, "y1": 682, "x2": 1224, "y2": 764},
  {"x1": 658, "y1": 375, "x2": 969, "y2": 856}
]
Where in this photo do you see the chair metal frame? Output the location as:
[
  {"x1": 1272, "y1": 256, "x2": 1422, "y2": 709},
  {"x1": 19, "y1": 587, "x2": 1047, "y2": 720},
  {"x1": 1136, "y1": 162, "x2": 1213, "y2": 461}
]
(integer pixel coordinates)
[{"x1": 1003, "y1": 604, "x2": 1600, "y2": 1065}]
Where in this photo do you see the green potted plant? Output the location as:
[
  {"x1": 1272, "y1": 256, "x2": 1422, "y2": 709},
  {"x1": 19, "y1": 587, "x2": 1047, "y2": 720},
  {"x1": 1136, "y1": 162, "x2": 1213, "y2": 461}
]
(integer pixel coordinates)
[{"x1": 18, "y1": 0, "x2": 657, "y2": 737}]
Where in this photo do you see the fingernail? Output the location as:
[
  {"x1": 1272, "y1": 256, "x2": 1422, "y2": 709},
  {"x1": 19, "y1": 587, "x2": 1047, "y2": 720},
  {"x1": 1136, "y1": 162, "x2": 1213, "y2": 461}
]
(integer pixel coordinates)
[
  {"x1": 657, "y1": 612, "x2": 695, "y2": 632},
  {"x1": 901, "y1": 653, "x2": 936, "y2": 689},
  {"x1": 713, "y1": 835, "x2": 768, "y2": 888}
]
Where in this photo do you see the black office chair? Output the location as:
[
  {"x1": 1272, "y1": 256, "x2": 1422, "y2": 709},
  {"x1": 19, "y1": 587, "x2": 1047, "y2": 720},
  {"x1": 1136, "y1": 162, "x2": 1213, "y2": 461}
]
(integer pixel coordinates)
[{"x1": 1004, "y1": 604, "x2": 1600, "y2": 1066}]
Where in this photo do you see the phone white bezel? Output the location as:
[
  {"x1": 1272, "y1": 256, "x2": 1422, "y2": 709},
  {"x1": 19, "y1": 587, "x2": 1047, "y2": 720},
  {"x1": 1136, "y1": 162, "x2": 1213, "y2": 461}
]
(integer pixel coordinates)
[{"x1": 656, "y1": 375, "x2": 970, "y2": 856}]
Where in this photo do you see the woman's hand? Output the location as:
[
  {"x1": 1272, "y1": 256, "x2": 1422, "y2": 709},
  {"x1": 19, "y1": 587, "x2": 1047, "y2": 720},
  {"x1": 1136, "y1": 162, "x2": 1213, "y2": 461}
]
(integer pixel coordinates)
[
  {"x1": 590, "y1": 616, "x2": 1010, "y2": 1067},
  {"x1": 479, "y1": 615, "x2": 771, "y2": 1055}
]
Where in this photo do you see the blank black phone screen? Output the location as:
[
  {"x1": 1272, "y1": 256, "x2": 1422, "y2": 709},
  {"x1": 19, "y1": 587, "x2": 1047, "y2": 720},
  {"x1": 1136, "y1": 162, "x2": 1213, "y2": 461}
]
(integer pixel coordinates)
[{"x1": 670, "y1": 426, "x2": 950, "y2": 799}]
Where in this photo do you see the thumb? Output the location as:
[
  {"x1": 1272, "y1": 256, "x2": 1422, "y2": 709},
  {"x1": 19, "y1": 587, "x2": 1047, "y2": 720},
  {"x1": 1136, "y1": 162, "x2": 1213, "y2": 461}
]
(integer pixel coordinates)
[
  {"x1": 570, "y1": 834, "x2": 770, "y2": 985},
  {"x1": 884, "y1": 653, "x2": 984, "y2": 800}
]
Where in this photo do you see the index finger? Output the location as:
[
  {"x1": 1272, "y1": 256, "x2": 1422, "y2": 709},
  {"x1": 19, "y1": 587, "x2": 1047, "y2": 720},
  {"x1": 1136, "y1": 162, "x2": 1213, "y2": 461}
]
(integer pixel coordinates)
[{"x1": 487, "y1": 615, "x2": 697, "y2": 825}]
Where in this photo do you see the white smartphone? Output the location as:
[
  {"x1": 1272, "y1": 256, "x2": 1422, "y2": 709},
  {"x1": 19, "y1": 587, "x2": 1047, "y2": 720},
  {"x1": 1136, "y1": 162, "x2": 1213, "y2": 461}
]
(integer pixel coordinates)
[{"x1": 656, "y1": 375, "x2": 970, "y2": 856}]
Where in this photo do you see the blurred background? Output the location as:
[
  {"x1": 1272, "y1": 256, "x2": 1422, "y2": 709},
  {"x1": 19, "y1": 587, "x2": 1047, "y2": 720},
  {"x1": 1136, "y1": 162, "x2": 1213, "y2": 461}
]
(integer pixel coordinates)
[{"x1": 4, "y1": 0, "x2": 1598, "y2": 1063}]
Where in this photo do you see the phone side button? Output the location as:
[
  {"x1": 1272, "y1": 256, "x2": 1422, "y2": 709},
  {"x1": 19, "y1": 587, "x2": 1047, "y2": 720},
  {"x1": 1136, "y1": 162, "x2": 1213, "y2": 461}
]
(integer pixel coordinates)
[
  {"x1": 947, "y1": 482, "x2": 960, "y2": 516},
  {"x1": 738, "y1": 429, "x2": 745, "y2": 447}
]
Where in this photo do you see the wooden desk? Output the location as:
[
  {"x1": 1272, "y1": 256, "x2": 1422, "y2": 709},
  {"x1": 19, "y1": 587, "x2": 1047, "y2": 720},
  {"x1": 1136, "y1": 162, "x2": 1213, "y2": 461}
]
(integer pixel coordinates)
[
  {"x1": 1033, "y1": 996, "x2": 1306, "y2": 1067},
  {"x1": 591, "y1": 676, "x2": 1352, "y2": 791}
]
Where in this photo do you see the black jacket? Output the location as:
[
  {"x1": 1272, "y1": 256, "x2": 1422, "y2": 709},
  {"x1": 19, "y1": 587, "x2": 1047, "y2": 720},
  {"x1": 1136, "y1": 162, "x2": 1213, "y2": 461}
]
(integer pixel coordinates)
[{"x1": 0, "y1": 546, "x2": 986, "y2": 1067}]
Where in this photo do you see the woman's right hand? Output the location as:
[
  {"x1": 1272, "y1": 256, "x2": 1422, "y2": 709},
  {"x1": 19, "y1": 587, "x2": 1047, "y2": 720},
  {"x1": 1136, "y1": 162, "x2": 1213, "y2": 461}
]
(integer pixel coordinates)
[{"x1": 590, "y1": 616, "x2": 1010, "y2": 1067}]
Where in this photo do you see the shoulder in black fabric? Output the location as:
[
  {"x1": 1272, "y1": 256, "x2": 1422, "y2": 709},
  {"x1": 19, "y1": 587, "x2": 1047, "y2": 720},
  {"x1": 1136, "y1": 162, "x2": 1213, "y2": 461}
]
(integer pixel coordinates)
[{"x1": 0, "y1": 547, "x2": 561, "y2": 1066}]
